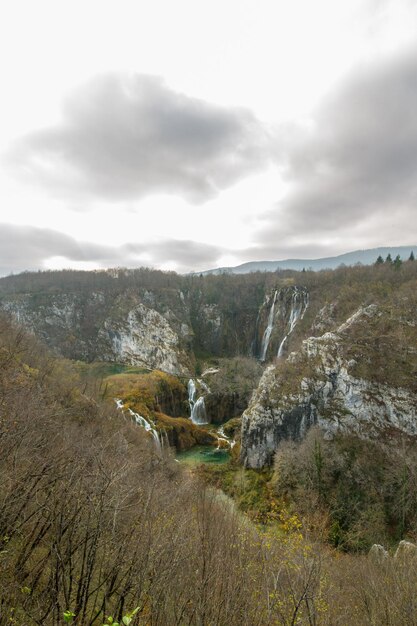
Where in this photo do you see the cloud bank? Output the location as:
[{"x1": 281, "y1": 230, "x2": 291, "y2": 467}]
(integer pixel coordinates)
[
  {"x1": 253, "y1": 48, "x2": 417, "y2": 254},
  {"x1": 8, "y1": 73, "x2": 270, "y2": 204},
  {"x1": 0, "y1": 224, "x2": 223, "y2": 276},
  {"x1": 4, "y1": 47, "x2": 417, "y2": 273}
]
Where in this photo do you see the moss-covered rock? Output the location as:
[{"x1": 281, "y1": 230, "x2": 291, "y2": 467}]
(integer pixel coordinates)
[
  {"x1": 106, "y1": 370, "x2": 216, "y2": 451},
  {"x1": 154, "y1": 413, "x2": 217, "y2": 451},
  {"x1": 105, "y1": 369, "x2": 188, "y2": 418},
  {"x1": 222, "y1": 417, "x2": 242, "y2": 438}
]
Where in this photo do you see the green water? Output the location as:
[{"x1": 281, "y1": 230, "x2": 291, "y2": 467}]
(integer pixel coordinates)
[{"x1": 176, "y1": 445, "x2": 230, "y2": 465}]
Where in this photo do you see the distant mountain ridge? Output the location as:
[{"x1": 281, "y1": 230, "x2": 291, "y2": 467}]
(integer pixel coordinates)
[{"x1": 200, "y1": 246, "x2": 417, "y2": 275}]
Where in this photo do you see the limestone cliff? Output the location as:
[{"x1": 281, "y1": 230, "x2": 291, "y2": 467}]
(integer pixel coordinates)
[
  {"x1": 1, "y1": 290, "x2": 193, "y2": 375},
  {"x1": 241, "y1": 304, "x2": 417, "y2": 468},
  {"x1": 0, "y1": 270, "x2": 271, "y2": 373},
  {"x1": 100, "y1": 302, "x2": 190, "y2": 375}
]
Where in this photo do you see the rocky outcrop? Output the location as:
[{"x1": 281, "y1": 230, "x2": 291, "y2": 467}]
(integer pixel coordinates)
[
  {"x1": 201, "y1": 357, "x2": 263, "y2": 424},
  {"x1": 369, "y1": 544, "x2": 389, "y2": 563},
  {"x1": 394, "y1": 540, "x2": 417, "y2": 561},
  {"x1": 101, "y1": 304, "x2": 190, "y2": 375},
  {"x1": 368, "y1": 541, "x2": 417, "y2": 563},
  {"x1": 205, "y1": 392, "x2": 250, "y2": 424},
  {"x1": 106, "y1": 369, "x2": 189, "y2": 419},
  {"x1": 1, "y1": 291, "x2": 193, "y2": 375},
  {"x1": 155, "y1": 414, "x2": 217, "y2": 451},
  {"x1": 241, "y1": 365, "x2": 318, "y2": 468},
  {"x1": 241, "y1": 305, "x2": 417, "y2": 468},
  {"x1": 0, "y1": 279, "x2": 265, "y2": 373}
]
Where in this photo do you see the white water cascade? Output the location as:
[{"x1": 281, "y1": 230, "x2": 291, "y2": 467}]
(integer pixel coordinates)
[
  {"x1": 260, "y1": 291, "x2": 278, "y2": 362},
  {"x1": 197, "y1": 378, "x2": 211, "y2": 394},
  {"x1": 277, "y1": 287, "x2": 309, "y2": 358},
  {"x1": 216, "y1": 425, "x2": 236, "y2": 449},
  {"x1": 254, "y1": 286, "x2": 309, "y2": 362},
  {"x1": 128, "y1": 408, "x2": 161, "y2": 449},
  {"x1": 188, "y1": 378, "x2": 209, "y2": 425},
  {"x1": 114, "y1": 399, "x2": 164, "y2": 450}
]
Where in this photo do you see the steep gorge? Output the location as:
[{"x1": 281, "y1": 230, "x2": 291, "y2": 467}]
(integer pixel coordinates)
[{"x1": 2, "y1": 263, "x2": 417, "y2": 462}]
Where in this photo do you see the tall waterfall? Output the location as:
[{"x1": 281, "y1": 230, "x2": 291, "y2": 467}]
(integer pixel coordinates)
[
  {"x1": 277, "y1": 287, "x2": 309, "y2": 358},
  {"x1": 188, "y1": 378, "x2": 209, "y2": 425},
  {"x1": 253, "y1": 286, "x2": 309, "y2": 362},
  {"x1": 259, "y1": 290, "x2": 278, "y2": 362}
]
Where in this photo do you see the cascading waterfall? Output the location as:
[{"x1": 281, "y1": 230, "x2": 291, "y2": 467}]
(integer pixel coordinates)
[
  {"x1": 260, "y1": 290, "x2": 278, "y2": 362},
  {"x1": 254, "y1": 286, "x2": 309, "y2": 362},
  {"x1": 197, "y1": 378, "x2": 211, "y2": 394},
  {"x1": 188, "y1": 379, "x2": 196, "y2": 406},
  {"x1": 191, "y1": 397, "x2": 208, "y2": 424},
  {"x1": 188, "y1": 378, "x2": 209, "y2": 425},
  {"x1": 160, "y1": 428, "x2": 170, "y2": 450},
  {"x1": 115, "y1": 399, "x2": 163, "y2": 450},
  {"x1": 216, "y1": 425, "x2": 236, "y2": 449},
  {"x1": 128, "y1": 408, "x2": 161, "y2": 449},
  {"x1": 277, "y1": 287, "x2": 309, "y2": 358}
]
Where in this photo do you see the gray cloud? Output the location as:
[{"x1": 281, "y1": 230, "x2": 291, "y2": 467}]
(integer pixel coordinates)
[
  {"x1": 132, "y1": 239, "x2": 223, "y2": 267},
  {"x1": 8, "y1": 74, "x2": 270, "y2": 204},
  {"x1": 0, "y1": 224, "x2": 224, "y2": 276},
  {"x1": 255, "y1": 47, "x2": 417, "y2": 252},
  {"x1": 0, "y1": 224, "x2": 122, "y2": 275}
]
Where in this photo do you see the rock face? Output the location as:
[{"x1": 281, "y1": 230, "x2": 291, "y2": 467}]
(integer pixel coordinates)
[
  {"x1": 0, "y1": 276, "x2": 267, "y2": 374},
  {"x1": 394, "y1": 540, "x2": 417, "y2": 561},
  {"x1": 369, "y1": 544, "x2": 389, "y2": 563},
  {"x1": 241, "y1": 365, "x2": 318, "y2": 468},
  {"x1": 241, "y1": 305, "x2": 417, "y2": 468},
  {"x1": 1, "y1": 291, "x2": 193, "y2": 376},
  {"x1": 101, "y1": 304, "x2": 189, "y2": 375},
  {"x1": 205, "y1": 392, "x2": 251, "y2": 424},
  {"x1": 201, "y1": 357, "x2": 263, "y2": 424}
]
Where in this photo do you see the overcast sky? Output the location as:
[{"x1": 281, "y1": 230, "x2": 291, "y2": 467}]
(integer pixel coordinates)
[{"x1": 1, "y1": 0, "x2": 417, "y2": 275}]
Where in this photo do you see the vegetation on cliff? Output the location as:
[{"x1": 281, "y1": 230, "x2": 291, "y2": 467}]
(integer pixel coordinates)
[
  {"x1": 3, "y1": 260, "x2": 417, "y2": 623},
  {"x1": 2, "y1": 257, "x2": 417, "y2": 373},
  {"x1": 274, "y1": 427, "x2": 417, "y2": 551},
  {"x1": 3, "y1": 308, "x2": 417, "y2": 624}
]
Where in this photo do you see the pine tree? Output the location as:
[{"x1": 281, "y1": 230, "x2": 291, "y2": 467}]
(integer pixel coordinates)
[
  {"x1": 385, "y1": 253, "x2": 392, "y2": 264},
  {"x1": 409, "y1": 251, "x2": 415, "y2": 261},
  {"x1": 393, "y1": 254, "x2": 402, "y2": 271},
  {"x1": 375, "y1": 255, "x2": 384, "y2": 265}
]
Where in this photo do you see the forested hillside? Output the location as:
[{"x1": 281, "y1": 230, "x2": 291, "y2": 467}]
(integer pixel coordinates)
[
  {"x1": 1, "y1": 259, "x2": 416, "y2": 370},
  {"x1": 3, "y1": 313, "x2": 417, "y2": 625},
  {"x1": 0, "y1": 266, "x2": 309, "y2": 367}
]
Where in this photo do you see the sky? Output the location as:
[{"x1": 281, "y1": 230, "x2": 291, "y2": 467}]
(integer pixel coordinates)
[{"x1": 1, "y1": 0, "x2": 417, "y2": 275}]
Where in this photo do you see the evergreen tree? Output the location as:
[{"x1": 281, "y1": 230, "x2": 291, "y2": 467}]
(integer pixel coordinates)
[
  {"x1": 409, "y1": 251, "x2": 415, "y2": 261},
  {"x1": 375, "y1": 255, "x2": 384, "y2": 265},
  {"x1": 385, "y1": 253, "x2": 392, "y2": 264},
  {"x1": 393, "y1": 254, "x2": 402, "y2": 271}
]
